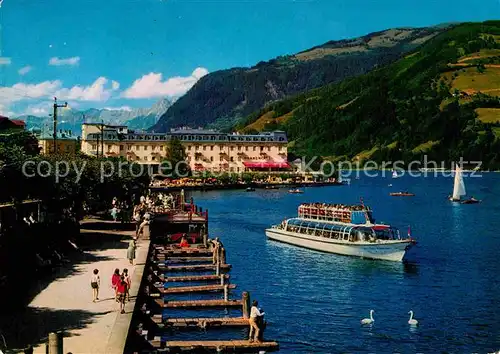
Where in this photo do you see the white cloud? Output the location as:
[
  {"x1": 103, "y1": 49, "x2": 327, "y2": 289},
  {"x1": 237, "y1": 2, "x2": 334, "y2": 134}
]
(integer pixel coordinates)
[
  {"x1": 56, "y1": 77, "x2": 120, "y2": 101},
  {"x1": 48, "y1": 56, "x2": 80, "y2": 66},
  {"x1": 122, "y1": 67, "x2": 209, "y2": 99},
  {"x1": 23, "y1": 103, "x2": 51, "y2": 116},
  {"x1": 112, "y1": 80, "x2": 120, "y2": 90},
  {"x1": 104, "y1": 106, "x2": 132, "y2": 112},
  {"x1": 18, "y1": 66, "x2": 33, "y2": 76},
  {"x1": 0, "y1": 80, "x2": 62, "y2": 104}
]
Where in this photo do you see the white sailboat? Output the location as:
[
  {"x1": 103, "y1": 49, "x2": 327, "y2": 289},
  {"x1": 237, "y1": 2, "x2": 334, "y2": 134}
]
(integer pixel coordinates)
[
  {"x1": 449, "y1": 164, "x2": 480, "y2": 203},
  {"x1": 392, "y1": 169, "x2": 399, "y2": 178}
]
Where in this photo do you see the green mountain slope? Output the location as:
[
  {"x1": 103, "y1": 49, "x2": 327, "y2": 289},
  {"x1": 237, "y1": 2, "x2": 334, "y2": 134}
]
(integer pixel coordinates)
[
  {"x1": 237, "y1": 21, "x2": 500, "y2": 169},
  {"x1": 151, "y1": 27, "x2": 444, "y2": 132}
]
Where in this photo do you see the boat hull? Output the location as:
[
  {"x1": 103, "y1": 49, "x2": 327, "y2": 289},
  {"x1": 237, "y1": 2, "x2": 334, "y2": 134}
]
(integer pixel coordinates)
[{"x1": 265, "y1": 229, "x2": 413, "y2": 262}]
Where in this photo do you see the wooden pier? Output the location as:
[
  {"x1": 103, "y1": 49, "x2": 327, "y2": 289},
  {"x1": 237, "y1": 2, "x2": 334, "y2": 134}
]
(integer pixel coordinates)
[
  {"x1": 154, "y1": 283, "x2": 236, "y2": 294},
  {"x1": 137, "y1": 194, "x2": 278, "y2": 353},
  {"x1": 150, "y1": 338, "x2": 279, "y2": 352}
]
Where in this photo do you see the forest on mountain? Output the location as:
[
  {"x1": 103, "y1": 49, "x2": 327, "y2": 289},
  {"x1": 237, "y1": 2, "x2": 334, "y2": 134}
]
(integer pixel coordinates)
[
  {"x1": 237, "y1": 21, "x2": 500, "y2": 169},
  {"x1": 151, "y1": 27, "x2": 443, "y2": 132}
]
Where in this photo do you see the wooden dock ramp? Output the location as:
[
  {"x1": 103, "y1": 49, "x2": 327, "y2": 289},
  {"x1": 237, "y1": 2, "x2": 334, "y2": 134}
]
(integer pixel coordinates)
[
  {"x1": 150, "y1": 338, "x2": 279, "y2": 352},
  {"x1": 157, "y1": 264, "x2": 232, "y2": 272},
  {"x1": 156, "y1": 298, "x2": 243, "y2": 309},
  {"x1": 163, "y1": 274, "x2": 230, "y2": 282},
  {"x1": 155, "y1": 284, "x2": 236, "y2": 294},
  {"x1": 151, "y1": 315, "x2": 249, "y2": 328}
]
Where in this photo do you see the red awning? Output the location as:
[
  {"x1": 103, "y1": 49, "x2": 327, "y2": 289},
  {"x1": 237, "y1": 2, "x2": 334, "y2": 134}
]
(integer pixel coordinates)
[
  {"x1": 372, "y1": 225, "x2": 390, "y2": 230},
  {"x1": 243, "y1": 161, "x2": 290, "y2": 168},
  {"x1": 194, "y1": 163, "x2": 205, "y2": 171}
]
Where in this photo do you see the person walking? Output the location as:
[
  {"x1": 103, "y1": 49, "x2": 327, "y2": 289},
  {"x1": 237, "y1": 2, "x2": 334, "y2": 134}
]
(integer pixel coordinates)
[
  {"x1": 91, "y1": 269, "x2": 100, "y2": 302},
  {"x1": 249, "y1": 300, "x2": 264, "y2": 342},
  {"x1": 116, "y1": 275, "x2": 128, "y2": 314},
  {"x1": 122, "y1": 268, "x2": 131, "y2": 301},
  {"x1": 111, "y1": 268, "x2": 121, "y2": 302},
  {"x1": 127, "y1": 240, "x2": 136, "y2": 265}
]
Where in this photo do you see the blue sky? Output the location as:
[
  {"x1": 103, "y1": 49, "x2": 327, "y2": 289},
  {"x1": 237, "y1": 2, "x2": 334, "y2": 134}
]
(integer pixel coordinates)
[{"x1": 0, "y1": 0, "x2": 498, "y2": 116}]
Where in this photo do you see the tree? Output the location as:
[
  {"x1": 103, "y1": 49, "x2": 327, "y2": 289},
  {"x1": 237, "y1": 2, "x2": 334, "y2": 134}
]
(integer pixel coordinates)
[{"x1": 163, "y1": 138, "x2": 190, "y2": 177}]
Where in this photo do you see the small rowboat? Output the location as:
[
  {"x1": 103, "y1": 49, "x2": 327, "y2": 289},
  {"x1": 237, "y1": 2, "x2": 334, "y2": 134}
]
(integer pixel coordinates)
[
  {"x1": 289, "y1": 189, "x2": 304, "y2": 194},
  {"x1": 390, "y1": 192, "x2": 415, "y2": 197}
]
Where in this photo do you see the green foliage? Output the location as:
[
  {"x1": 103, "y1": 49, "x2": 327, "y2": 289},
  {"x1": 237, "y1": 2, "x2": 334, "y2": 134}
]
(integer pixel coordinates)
[{"x1": 163, "y1": 138, "x2": 190, "y2": 177}]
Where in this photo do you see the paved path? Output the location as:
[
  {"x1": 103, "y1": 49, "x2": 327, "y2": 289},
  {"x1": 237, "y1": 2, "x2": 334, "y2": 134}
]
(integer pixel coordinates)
[{"x1": 28, "y1": 220, "x2": 149, "y2": 354}]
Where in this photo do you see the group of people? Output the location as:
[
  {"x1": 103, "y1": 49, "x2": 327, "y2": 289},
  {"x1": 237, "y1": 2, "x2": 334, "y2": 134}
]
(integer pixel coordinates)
[
  {"x1": 91, "y1": 268, "x2": 131, "y2": 314},
  {"x1": 109, "y1": 197, "x2": 132, "y2": 223},
  {"x1": 300, "y1": 202, "x2": 367, "y2": 211}
]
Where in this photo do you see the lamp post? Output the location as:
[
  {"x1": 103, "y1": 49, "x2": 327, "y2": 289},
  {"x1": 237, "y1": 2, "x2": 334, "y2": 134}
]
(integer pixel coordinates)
[{"x1": 52, "y1": 97, "x2": 68, "y2": 154}]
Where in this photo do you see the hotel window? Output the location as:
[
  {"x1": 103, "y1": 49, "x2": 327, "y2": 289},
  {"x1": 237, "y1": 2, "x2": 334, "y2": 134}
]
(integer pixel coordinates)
[
  {"x1": 230, "y1": 146, "x2": 234, "y2": 151},
  {"x1": 187, "y1": 146, "x2": 191, "y2": 151},
  {"x1": 245, "y1": 146, "x2": 249, "y2": 151},
  {"x1": 237, "y1": 146, "x2": 241, "y2": 151},
  {"x1": 260, "y1": 146, "x2": 264, "y2": 151},
  {"x1": 230, "y1": 157, "x2": 234, "y2": 162},
  {"x1": 268, "y1": 146, "x2": 271, "y2": 151},
  {"x1": 144, "y1": 156, "x2": 148, "y2": 161},
  {"x1": 203, "y1": 146, "x2": 206, "y2": 151},
  {"x1": 135, "y1": 146, "x2": 140, "y2": 151},
  {"x1": 92, "y1": 144, "x2": 96, "y2": 150},
  {"x1": 144, "y1": 146, "x2": 148, "y2": 151},
  {"x1": 195, "y1": 146, "x2": 199, "y2": 151},
  {"x1": 120, "y1": 145, "x2": 124, "y2": 151},
  {"x1": 152, "y1": 145, "x2": 155, "y2": 151},
  {"x1": 210, "y1": 146, "x2": 214, "y2": 151},
  {"x1": 278, "y1": 146, "x2": 282, "y2": 151},
  {"x1": 152, "y1": 156, "x2": 156, "y2": 161},
  {"x1": 160, "y1": 146, "x2": 163, "y2": 151},
  {"x1": 238, "y1": 156, "x2": 241, "y2": 161},
  {"x1": 220, "y1": 156, "x2": 223, "y2": 162},
  {"x1": 253, "y1": 147, "x2": 256, "y2": 151},
  {"x1": 128, "y1": 145, "x2": 131, "y2": 150},
  {"x1": 210, "y1": 156, "x2": 214, "y2": 162}
]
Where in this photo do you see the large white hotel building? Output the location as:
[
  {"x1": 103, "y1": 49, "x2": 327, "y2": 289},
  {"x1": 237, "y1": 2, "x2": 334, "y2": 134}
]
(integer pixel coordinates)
[{"x1": 81, "y1": 124, "x2": 290, "y2": 173}]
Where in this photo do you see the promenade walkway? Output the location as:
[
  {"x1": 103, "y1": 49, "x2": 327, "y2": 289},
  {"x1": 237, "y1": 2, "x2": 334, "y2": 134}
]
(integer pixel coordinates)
[{"x1": 23, "y1": 219, "x2": 148, "y2": 354}]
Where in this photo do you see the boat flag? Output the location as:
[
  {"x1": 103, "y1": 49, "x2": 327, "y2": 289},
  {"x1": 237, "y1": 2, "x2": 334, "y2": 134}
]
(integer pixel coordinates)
[{"x1": 408, "y1": 225, "x2": 411, "y2": 238}]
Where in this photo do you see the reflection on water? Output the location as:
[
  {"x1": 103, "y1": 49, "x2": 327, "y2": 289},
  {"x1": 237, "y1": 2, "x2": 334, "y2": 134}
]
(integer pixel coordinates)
[{"x1": 188, "y1": 174, "x2": 500, "y2": 353}]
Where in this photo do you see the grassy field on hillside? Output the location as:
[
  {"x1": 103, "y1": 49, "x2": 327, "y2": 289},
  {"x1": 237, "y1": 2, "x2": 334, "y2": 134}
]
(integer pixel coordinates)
[
  {"x1": 476, "y1": 108, "x2": 500, "y2": 123},
  {"x1": 450, "y1": 67, "x2": 500, "y2": 96}
]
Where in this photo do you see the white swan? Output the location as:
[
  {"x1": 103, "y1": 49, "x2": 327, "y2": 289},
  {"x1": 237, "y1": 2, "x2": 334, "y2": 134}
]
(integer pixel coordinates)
[
  {"x1": 408, "y1": 310, "x2": 418, "y2": 325},
  {"x1": 361, "y1": 310, "x2": 374, "y2": 325}
]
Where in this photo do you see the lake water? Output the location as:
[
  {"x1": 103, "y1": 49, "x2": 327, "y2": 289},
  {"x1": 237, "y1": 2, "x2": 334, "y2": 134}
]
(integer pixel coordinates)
[{"x1": 163, "y1": 173, "x2": 500, "y2": 353}]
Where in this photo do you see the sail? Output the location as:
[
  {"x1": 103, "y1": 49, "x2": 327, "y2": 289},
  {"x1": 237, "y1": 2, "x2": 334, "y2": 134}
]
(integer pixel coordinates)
[
  {"x1": 392, "y1": 170, "x2": 398, "y2": 178},
  {"x1": 452, "y1": 164, "x2": 466, "y2": 200}
]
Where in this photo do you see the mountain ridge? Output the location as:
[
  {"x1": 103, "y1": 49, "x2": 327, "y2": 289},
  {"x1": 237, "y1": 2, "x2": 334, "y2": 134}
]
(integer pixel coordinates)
[
  {"x1": 151, "y1": 26, "x2": 446, "y2": 132},
  {"x1": 19, "y1": 98, "x2": 173, "y2": 136}
]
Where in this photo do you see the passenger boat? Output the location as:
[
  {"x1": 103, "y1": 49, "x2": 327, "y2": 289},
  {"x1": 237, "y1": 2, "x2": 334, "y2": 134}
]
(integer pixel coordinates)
[
  {"x1": 288, "y1": 189, "x2": 303, "y2": 194},
  {"x1": 265, "y1": 185, "x2": 279, "y2": 190},
  {"x1": 389, "y1": 191, "x2": 415, "y2": 197},
  {"x1": 449, "y1": 164, "x2": 480, "y2": 204},
  {"x1": 246, "y1": 187, "x2": 256, "y2": 192},
  {"x1": 265, "y1": 203, "x2": 416, "y2": 262}
]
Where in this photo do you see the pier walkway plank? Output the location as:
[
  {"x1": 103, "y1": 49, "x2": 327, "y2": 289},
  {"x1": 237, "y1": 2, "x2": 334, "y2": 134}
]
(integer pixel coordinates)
[
  {"x1": 150, "y1": 339, "x2": 279, "y2": 352},
  {"x1": 158, "y1": 263, "x2": 232, "y2": 271},
  {"x1": 152, "y1": 315, "x2": 249, "y2": 327},
  {"x1": 157, "y1": 284, "x2": 236, "y2": 294},
  {"x1": 159, "y1": 256, "x2": 213, "y2": 262},
  {"x1": 155, "y1": 248, "x2": 213, "y2": 256},
  {"x1": 156, "y1": 298, "x2": 243, "y2": 308},
  {"x1": 162, "y1": 274, "x2": 230, "y2": 282}
]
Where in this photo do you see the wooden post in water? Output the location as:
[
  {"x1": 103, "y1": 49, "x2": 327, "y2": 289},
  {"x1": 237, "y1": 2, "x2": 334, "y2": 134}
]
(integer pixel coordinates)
[
  {"x1": 224, "y1": 284, "x2": 229, "y2": 301},
  {"x1": 215, "y1": 256, "x2": 220, "y2": 276},
  {"x1": 220, "y1": 247, "x2": 226, "y2": 265},
  {"x1": 242, "y1": 292, "x2": 251, "y2": 319},
  {"x1": 48, "y1": 332, "x2": 63, "y2": 354},
  {"x1": 220, "y1": 274, "x2": 225, "y2": 286}
]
